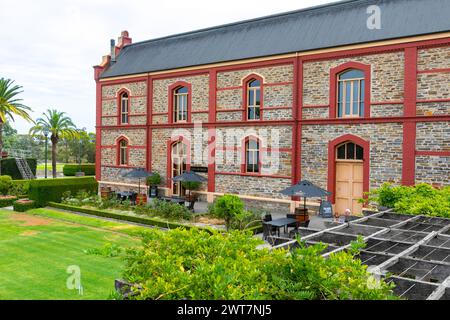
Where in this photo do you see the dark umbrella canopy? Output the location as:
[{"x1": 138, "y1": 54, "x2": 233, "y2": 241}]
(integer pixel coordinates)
[
  {"x1": 121, "y1": 168, "x2": 154, "y2": 194},
  {"x1": 172, "y1": 171, "x2": 207, "y2": 183},
  {"x1": 280, "y1": 180, "x2": 332, "y2": 211},
  {"x1": 280, "y1": 180, "x2": 331, "y2": 197}
]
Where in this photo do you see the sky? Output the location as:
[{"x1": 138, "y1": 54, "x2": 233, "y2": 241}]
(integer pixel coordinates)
[{"x1": 0, "y1": 0, "x2": 334, "y2": 134}]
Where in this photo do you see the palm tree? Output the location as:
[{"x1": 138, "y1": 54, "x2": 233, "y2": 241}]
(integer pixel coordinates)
[
  {"x1": 30, "y1": 109, "x2": 78, "y2": 178},
  {"x1": 0, "y1": 78, "x2": 33, "y2": 175}
]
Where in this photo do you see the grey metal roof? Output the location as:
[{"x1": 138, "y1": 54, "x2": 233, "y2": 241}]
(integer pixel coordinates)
[{"x1": 100, "y1": 0, "x2": 450, "y2": 78}]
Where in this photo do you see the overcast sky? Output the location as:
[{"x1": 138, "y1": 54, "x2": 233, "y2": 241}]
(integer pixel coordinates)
[{"x1": 1, "y1": 0, "x2": 334, "y2": 134}]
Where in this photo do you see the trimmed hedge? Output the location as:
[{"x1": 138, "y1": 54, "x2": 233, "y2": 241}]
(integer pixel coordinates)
[
  {"x1": 0, "y1": 195, "x2": 18, "y2": 208},
  {"x1": 63, "y1": 164, "x2": 95, "y2": 176},
  {"x1": 48, "y1": 202, "x2": 213, "y2": 233},
  {"x1": 10, "y1": 180, "x2": 30, "y2": 197},
  {"x1": 13, "y1": 199, "x2": 36, "y2": 212},
  {"x1": 29, "y1": 177, "x2": 99, "y2": 207},
  {"x1": 0, "y1": 158, "x2": 37, "y2": 180}
]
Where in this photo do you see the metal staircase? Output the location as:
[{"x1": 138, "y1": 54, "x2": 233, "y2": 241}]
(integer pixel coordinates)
[{"x1": 4, "y1": 149, "x2": 36, "y2": 180}]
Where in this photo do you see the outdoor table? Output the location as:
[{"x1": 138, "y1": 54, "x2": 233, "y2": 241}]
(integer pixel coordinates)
[
  {"x1": 264, "y1": 218, "x2": 298, "y2": 236},
  {"x1": 160, "y1": 196, "x2": 186, "y2": 206}
]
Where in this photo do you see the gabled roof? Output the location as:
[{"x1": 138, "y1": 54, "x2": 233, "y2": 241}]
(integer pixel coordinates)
[{"x1": 100, "y1": 0, "x2": 450, "y2": 78}]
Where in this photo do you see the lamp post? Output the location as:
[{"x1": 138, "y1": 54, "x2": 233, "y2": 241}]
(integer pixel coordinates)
[{"x1": 43, "y1": 128, "x2": 49, "y2": 179}]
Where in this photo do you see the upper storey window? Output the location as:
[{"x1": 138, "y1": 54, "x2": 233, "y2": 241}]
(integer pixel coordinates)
[
  {"x1": 120, "y1": 92, "x2": 129, "y2": 124},
  {"x1": 337, "y1": 69, "x2": 365, "y2": 118},
  {"x1": 247, "y1": 79, "x2": 261, "y2": 120},
  {"x1": 245, "y1": 138, "x2": 260, "y2": 173},
  {"x1": 173, "y1": 86, "x2": 188, "y2": 123}
]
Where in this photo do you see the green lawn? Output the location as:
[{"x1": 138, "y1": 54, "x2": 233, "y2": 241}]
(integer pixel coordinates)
[
  {"x1": 36, "y1": 163, "x2": 67, "y2": 171},
  {"x1": 0, "y1": 208, "x2": 142, "y2": 300}
]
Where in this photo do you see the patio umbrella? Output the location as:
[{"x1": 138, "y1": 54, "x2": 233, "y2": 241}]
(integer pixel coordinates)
[
  {"x1": 280, "y1": 180, "x2": 332, "y2": 211},
  {"x1": 172, "y1": 171, "x2": 207, "y2": 199},
  {"x1": 121, "y1": 168, "x2": 154, "y2": 194}
]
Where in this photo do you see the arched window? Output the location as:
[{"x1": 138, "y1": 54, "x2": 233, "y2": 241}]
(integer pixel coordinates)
[
  {"x1": 120, "y1": 92, "x2": 129, "y2": 124},
  {"x1": 336, "y1": 142, "x2": 364, "y2": 160},
  {"x1": 173, "y1": 86, "x2": 188, "y2": 123},
  {"x1": 119, "y1": 139, "x2": 128, "y2": 165},
  {"x1": 337, "y1": 69, "x2": 365, "y2": 118},
  {"x1": 245, "y1": 138, "x2": 260, "y2": 173},
  {"x1": 247, "y1": 79, "x2": 261, "y2": 120}
]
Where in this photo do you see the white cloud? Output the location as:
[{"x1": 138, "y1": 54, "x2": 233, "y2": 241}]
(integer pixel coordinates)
[{"x1": 0, "y1": 0, "x2": 334, "y2": 133}]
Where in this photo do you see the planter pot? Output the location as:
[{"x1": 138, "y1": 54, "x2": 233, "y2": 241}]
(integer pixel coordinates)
[
  {"x1": 136, "y1": 194, "x2": 147, "y2": 205},
  {"x1": 100, "y1": 187, "x2": 112, "y2": 200}
]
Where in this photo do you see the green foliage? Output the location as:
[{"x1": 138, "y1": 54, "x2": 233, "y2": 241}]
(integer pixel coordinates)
[
  {"x1": 62, "y1": 164, "x2": 95, "y2": 176},
  {"x1": 0, "y1": 158, "x2": 37, "y2": 180},
  {"x1": 121, "y1": 229, "x2": 396, "y2": 300},
  {"x1": 9, "y1": 180, "x2": 30, "y2": 197},
  {"x1": 367, "y1": 183, "x2": 450, "y2": 217},
  {"x1": 0, "y1": 195, "x2": 17, "y2": 207},
  {"x1": 49, "y1": 202, "x2": 211, "y2": 233},
  {"x1": 85, "y1": 243, "x2": 124, "y2": 257},
  {"x1": 146, "y1": 173, "x2": 162, "y2": 186},
  {"x1": 211, "y1": 194, "x2": 245, "y2": 230},
  {"x1": 181, "y1": 181, "x2": 201, "y2": 191},
  {"x1": 28, "y1": 177, "x2": 98, "y2": 207},
  {"x1": 0, "y1": 175, "x2": 13, "y2": 195},
  {"x1": 13, "y1": 199, "x2": 36, "y2": 212},
  {"x1": 0, "y1": 78, "x2": 33, "y2": 124}
]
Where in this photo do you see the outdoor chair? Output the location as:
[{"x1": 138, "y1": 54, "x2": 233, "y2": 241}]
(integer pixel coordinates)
[
  {"x1": 262, "y1": 214, "x2": 278, "y2": 238},
  {"x1": 286, "y1": 214, "x2": 299, "y2": 232},
  {"x1": 262, "y1": 223, "x2": 278, "y2": 240}
]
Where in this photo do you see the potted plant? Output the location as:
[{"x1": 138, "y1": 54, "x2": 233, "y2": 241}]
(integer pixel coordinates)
[
  {"x1": 146, "y1": 173, "x2": 162, "y2": 198},
  {"x1": 182, "y1": 181, "x2": 201, "y2": 201}
]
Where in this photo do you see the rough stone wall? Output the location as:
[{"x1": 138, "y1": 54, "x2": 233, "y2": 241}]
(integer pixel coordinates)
[
  {"x1": 417, "y1": 102, "x2": 450, "y2": 116},
  {"x1": 215, "y1": 174, "x2": 292, "y2": 199},
  {"x1": 152, "y1": 75, "x2": 209, "y2": 120},
  {"x1": 418, "y1": 46, "x2": 450, "y2": 70},
  {"x1": 417, "y1": 73, "x2": 450, "y2": 100},
  {"x1": 371, "y1": 104, "x2": 404, "y2": 117},
  {"x1": 301, "y1": 123, "x2": 404, "y2": 190},
  {"x1": 415, "y1": 156, "x2": 450, "y2": 187},
  {"x1": 102, "y1": 81, "x2": 147, "y2": 98},
  {"x1": 302, "y1": 107, "x2": 329, "y2": 119},
  {"x1": 303, "y1": 52, "x2": 405, "y2": 105},
  {"x1": 416, "y1": 122, "x2": 450, "y2": 152},
  {"x1": 216, "y1": 64, "x2": 294, "y2": 121},
  {"x1": 101, "y1": 128, "x2": 146, "y2": 146}
]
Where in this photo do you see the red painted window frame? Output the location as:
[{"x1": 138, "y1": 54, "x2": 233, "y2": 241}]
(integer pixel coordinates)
[
  {"x1": 116, "y1": 136, "x2": 130, "y2": 166},
  {"x1": 117, "y1": 88, "x2": 131, "y2": 125},
  {"x1": 166, "y1": 136, "x2": 191, "y2": 188},
  {"x1": 327, "y1": 134, "x2": 370, "y2": 204},
  {"x1": 241, "y1": 135, "x2": 262, "y2": 174},
  {"x1": 168, "y1": 81, "x2": 192, "y2": 123},
  {"x1": 329, "y1": 62, "x2": 371, "y2": 119},
  {"x1": 242, "y1": 74, "x2": 264, "y2": 121}
]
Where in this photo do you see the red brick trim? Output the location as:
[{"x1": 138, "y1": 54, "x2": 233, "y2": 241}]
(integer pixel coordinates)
[
  {"x1": 303, "y1": 104, "x2": 330, "y2": 109},
  {"x1": 402, "y1": 47, "x2": 418, "y2": 186},
  {"x1": 242, "y1": 74, "x2": 264, "y2": 121},
  {"x1": 209, "y1": 69, "x2": 217, "y2": 123},
  {"x1": 327, "y1": 134, "x2": 370, "y2": 204},
  {"x1": 208, "y1": 128, "x2": 216, "y2": 192},
  {"x1": 240, "y1": 135, "x2": 262, "y2": 174},
  {"x1": 416, "y1": 151, "x2": 450, "y2": 157},
  {"x1": 216, "y1": 171, "x2": 291, "y2": 179},
  {"x1": 166, "y1": 136, "x2": 191, "y2": 189},
  {"x1": 329, "y1": 61, "x2": 371, "y2": 119},
  {"x1": 168, "y1": 81, "x2": 192, "y2": 124},
  {"x1": 417, "y1": 98, "x2": 450, "y2": 104},
  {"x1": 191, "y1": 110, "x2": 209, "y2": 114}
]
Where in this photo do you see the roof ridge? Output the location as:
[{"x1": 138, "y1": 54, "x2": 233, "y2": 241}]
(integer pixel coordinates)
[{"x1": 123, "y1": 0, "x2": 374, "y2": 50}]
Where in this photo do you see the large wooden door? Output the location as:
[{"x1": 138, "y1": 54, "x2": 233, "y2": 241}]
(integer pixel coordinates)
[
  {"x1": 335, "y1": 161, "x2": 364, "y2": 215},
  {"x1": 171, "y1": 142, "x2": 187, "y2": 196}
]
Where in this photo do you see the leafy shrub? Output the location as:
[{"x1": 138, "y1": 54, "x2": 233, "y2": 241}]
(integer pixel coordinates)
[
  {"x1": 13, "y1": 199, "x2": 36, "y2": 212},
  {"x1": 146, "y1": 173, "x2": 162, "y2": 186},
  {"x1": 9, "y1": 180, "x2": 30, "y2": 197},
  {"x1": 85, "y1": 243, "x2": 124, "y2": 257},
  {"x1": 0, "y1": 175, "x2": 13, "y2": 195},
  {"x1": 211, "y1": 194, "x2": 245, "y2": 230},
  {"x1": 0, "y1": 195, "x2": 18, "y2": 207},
  {"x1": 121, "y1": 229, "x2": 396, "y2": 300},
  {"x1": 0, "y1": 158, "x2": 37, "y2": 180},
  {"x1": 367, "y1": 183, "x2": 450, "y2": 217},
  {"x1": 63, "y1": 164, "x2": 95, "y2": 176},
  {"x1": 28, "y1": 177, "x2": 98, "y2": 207}
]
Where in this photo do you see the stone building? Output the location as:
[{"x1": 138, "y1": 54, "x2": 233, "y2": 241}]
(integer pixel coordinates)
[{"x1": 94, "y1": 0, "x2": 450, "y2": 214}]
